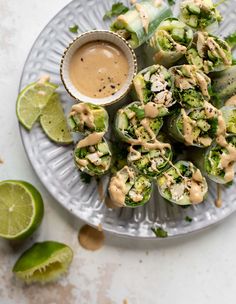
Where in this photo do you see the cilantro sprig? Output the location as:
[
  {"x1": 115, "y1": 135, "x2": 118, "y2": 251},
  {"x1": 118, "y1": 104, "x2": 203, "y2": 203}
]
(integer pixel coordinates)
[
  {"x1": 151, "y1": 227, "x2": 168, "y2": 238},
  {"x1": 103, "y1": 2, "x2": 129, "y2": 20}
]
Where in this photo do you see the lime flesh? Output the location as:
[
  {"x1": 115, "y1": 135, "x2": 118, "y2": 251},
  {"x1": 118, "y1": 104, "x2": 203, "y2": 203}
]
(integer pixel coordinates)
[
  {"x1": 40, "y1": 93, "x2": 73, "y2": 145},
  {"x1": 16, "y1": 81, "x2": 58, "y2": 130},
  {"x1": 0, "y1": 181, "x2": 44, "y2": 240},
  {"x1": 13, "y1": 241, "x2": 73, "y2": 284}
]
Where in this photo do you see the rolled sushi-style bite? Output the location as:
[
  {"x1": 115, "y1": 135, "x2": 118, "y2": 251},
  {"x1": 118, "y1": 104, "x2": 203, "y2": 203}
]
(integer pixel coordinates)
[
  {"x1": 127, "y1": 135, "x2": 173, "y2": 178},
  {"x1": 74, "y1": 132, "x2": 112, "y2": 176},
  {"x1": 170, "y1": 64, "x2": 211, "y2": 108},
  {"x1": 146, "y1": 18, "x2": 193, "y2": 67},
  {"x1": 194, "y1": 135, "x2": 236, "y2": 184},
  {"x1": 156, "y1": 160, "x2": 208, "y2": 205},
  {"x1": 221, "y1": 105, "x2": 236, "y2": 134},
  {"x1": 179, "y1": 0, "x2": 222, "y2": 30},
  {"x1": 186, "y1": 31, "x2": 232, "y2": 74},
  {"x1": 68, "y1": 103, "x2": 109, "y2": 134},
  {"x1": 133, "y1": 65, "x2": 174, "y2": 116},
  {"x1": 115, "y1": 101, "x2": 163, "y2": 144},
  {"x1": 168, "y1": 103, "x2": 220, "y2": 147},
  {"x1": 108, "y1": 165, "x2": 152, "y2": 207},
  {"x1": 111, "y1": 0, "x2": 172, "y2": 48}
]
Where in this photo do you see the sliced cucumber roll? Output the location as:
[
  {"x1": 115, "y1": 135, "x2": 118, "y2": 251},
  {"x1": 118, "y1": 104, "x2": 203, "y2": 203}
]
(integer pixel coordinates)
[
  {"x1": 68, "y1": 103, "x2": 109, "y2": 134},
  {"x1": 221, "y1": 105, "x2": 236, "y2": 134},
  {"x1": 211, "y1": 66, "x2": 236, "y2": 107},
  {"x1": 170, "y1": 65, "x2": 211, "y2": 108},
  {"x1": 74, "y1": 132, "x2": 112, "y2": 176},
  {"x1": 180, "y1": 0, "x2": 222, "y2": 30},
  {"x1": 156, "y1": 160, "x2": 208, "y2": 205},
  {"x1": 186, "y1": 32, "x2": 232, "y2": 74},
  {"x1": 133, "y1": 65, "x2": 174, "y2": 115},
  {"x1": 115, "y1": 101, "x2": 163, "y2": 144},
  {"x1": 194, "y1": 135, "x2": 236, "y2": 184},
  {"x1": 127, "y1": 134, "x2": 173, "y2": 178},
  {"x1": 146, "y1": 18, "x2": 193, "y2": 67},
  {"x1": 108, "y1": 165, "x2": 152, "y2": 207},
  {"x1": 111, "y1": 0, "x2": 172, "y2": 48},
  {"x1": 168, "y1": 103, "x2": 220, "y2": 147}
]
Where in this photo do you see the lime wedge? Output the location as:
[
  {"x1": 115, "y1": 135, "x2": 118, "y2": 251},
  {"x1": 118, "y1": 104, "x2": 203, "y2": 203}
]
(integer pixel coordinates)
[
  {"x1": 40, "y1": 93, "x2": 73, "y2": 145},
  {"x1": 0, "y1": 180, "x2": 44, "y2": 240},
  {"x1": 16, "y1": 80, "x2": 58, "y2": 130},
  {"x1": 12, "y1": 241, "x2": 73, "y2": 284}
]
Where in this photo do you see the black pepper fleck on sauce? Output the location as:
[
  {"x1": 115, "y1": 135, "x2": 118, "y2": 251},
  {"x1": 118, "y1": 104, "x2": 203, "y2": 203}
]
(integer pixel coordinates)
[
  {"x1": 111, "y1": 85, "x2": 116, "y2": 89},
  {"x1": 81, "y1": 58, "x2": 84, "y2": 62}
]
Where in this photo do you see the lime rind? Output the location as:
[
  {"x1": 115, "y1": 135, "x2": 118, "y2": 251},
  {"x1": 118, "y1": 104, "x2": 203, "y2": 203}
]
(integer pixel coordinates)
[
  {"x1": 13, "y1": 241, "x2": 73, "y2": 284},
  {"x1": 16, "y1": 82, "x2": 58, "y2": 130},
  {"x1": 0, "y1": 180, "x2": 44, "y2": 240}
]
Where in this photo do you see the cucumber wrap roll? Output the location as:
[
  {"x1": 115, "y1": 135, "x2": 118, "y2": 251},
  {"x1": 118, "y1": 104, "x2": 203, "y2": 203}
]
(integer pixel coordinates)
[
  {"x1": 193, "y1": 135, "x2": 236, "y2": 184},
  {"x1": 74, "y1": 132, "x2": 112, "y2": 176},
  {"x1": 68, "y1": 103, "x2": 109, "y2": 134},
  {"x1": 146, "y1": 18, "x2": 193, "y2": 67},
  {"x1": 108, "y1": 165, "x2": 152, "y2": 207},
  {"x1": 156, "y1": 160, "x2": 208, "y2": 205},
  {"x1": 170, "y1": 65, "x2": 211, "y2": 108},
  {"x1": 127, "y1": 135, "x2": 173, "y2": 178},
  {"x1": 179, "y1": 0, "x2": 222, "y2": 30},
  {"x1": 211, "y1": 66, "x2": 236, "y2": 107},
  {"x1": 168, "y1": 102, "x2": 220, "y2": 147},
  {"x1": 111, "y1": 0, "x2": 172, "y2": 48},
  {"x1": 133, "y1": 65, "x2": 174, "y2": 114},
  {"x1": 115, "y1": 101, "x2": 163, "y2": 144},
  {"x1": 221, "y1": 105, "x2": 236, "y2": 134},
  {"x1": 186, "y1": 32, "x2": 232, "y2": 74}
]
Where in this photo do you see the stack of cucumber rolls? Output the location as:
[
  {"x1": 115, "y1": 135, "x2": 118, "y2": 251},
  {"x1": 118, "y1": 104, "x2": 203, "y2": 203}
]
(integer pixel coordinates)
[
  {"x1": 69, "y1": 0, "x2": 236, "y2": 210},
  {"x1": 69, "y1": 103, "x2": 112, "y2": 176}
]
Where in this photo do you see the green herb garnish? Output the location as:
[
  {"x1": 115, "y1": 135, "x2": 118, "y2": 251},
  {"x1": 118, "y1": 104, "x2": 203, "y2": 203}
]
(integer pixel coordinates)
[
  {"x1": 80, "y1": 172, "x2": 92, "y2": 184},
  {"x1": 151, "y1": 227, "x2": 168, "y2": 238},
  {"x1": 129, "y1": 105, "x2": 145, "y2": 120},
  {"x1": 167, "y1": 0, "x2": 176, "y2": 5},
  {"x1": 103, "y1": 2, "x2": 129, "y2": 20},
  {"x1": 185, "y1": 216, "x2": 193, "y2": 222},
  {"x1": 232, "y1": 58, "x2": 236, "y2": 65},
  {"x1": 69, "y1": 24, "x2": 79, "y2": 34},
  {"x1": 225, "y1": 32, "x2": 236, "y2": 48}
]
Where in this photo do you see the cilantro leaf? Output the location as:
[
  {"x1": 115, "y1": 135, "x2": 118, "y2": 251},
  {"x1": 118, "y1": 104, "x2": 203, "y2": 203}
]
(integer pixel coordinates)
[
  {"x1": 69, "y1": 24, "x2": 79, "y2": 34},
  {"x1": 225, "y1": 32, "x2": 236, "y2": 48},
  {"x1": 151, "y1": 227, "x2": 168, "y2": 238},
  {"x1": 185, "y1": 216, "x2": 193, "y2": 222},
  {"x1": 103, "y1": 2, "x2": 129, "y2": 20},
  {"x1": 232, "y1": 58, "x2": 236, "y2": 65},
  {"x1": 80, "y1": 172, "x2": 92, "y2": 184},
  {"x1": 168, "y1": 0, "x2": 176, "y2": 5}
]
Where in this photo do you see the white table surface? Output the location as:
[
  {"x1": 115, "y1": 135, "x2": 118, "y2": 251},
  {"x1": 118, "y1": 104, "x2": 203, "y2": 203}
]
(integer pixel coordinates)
[{"x1": 1, "y1": 1, "x2": 236, "y2": 303}]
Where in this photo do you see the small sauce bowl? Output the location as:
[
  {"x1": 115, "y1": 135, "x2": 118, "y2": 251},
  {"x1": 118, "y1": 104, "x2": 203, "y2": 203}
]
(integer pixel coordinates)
[{"x1": 60, "y1": 30, "x2": 137, "y2": 106}]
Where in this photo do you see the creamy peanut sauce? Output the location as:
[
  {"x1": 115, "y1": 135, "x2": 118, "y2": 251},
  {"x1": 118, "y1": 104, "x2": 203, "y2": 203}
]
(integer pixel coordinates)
[
  {"x1": 108, "y1": 166, "x2": 135, "y2": 207},
  {"x1": 189, "y1": 168, "x2": 204, "y2": 204},
  {"x1": 140, "y1": 118, "x2": 156, "y2": 140},
  {"x1": 135, "y1": 3, "x2": 149, "y2": 33},
  {"x1": 70, "y1": 103, "x2": 95, "y2": 129},
  {"x1": 77, "y1": 132, "x2": 105, "y2": 148},
  {"x1": 225, "y1": 95, "x2": 236, "y2": 106},
  {"x1": 181, "y1": 108, "x2": 195, "y2": 145},
  {"x1": 207, "y1": 37, "x2": 231, "y2": 65},
  {"x1": 69, "y1": 41, "x2": 129, "y2": 98},
  {"x1": 78, "y1": 224, "x2": 105, "y2": 251},
  {"x1": 144, "y1": 102, "x2": 160, "y2": 118},
  {"x1": 215, "y1": 184, "x2": 222, "y2": 208}
]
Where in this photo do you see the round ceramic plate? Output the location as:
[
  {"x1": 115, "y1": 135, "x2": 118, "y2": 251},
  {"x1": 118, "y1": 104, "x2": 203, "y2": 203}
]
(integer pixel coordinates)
[{"x1": 19, "y1": 0, "x2": 236, "y2": 238}]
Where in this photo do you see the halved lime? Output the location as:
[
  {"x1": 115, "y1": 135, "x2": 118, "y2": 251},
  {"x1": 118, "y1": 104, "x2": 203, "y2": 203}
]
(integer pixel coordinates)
[
  {"x1": 16, "y1": 80, "x2": 58, "y2": 130},
  {"x1": 12, "y1": 241, "x2": 73, "y2": 284},
  {"x1": 40, "y1": 93, "x2": 73, "y2": 145},
  {"x1": 0, "y1": 180, "x2": 44, "y2": 240}
]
